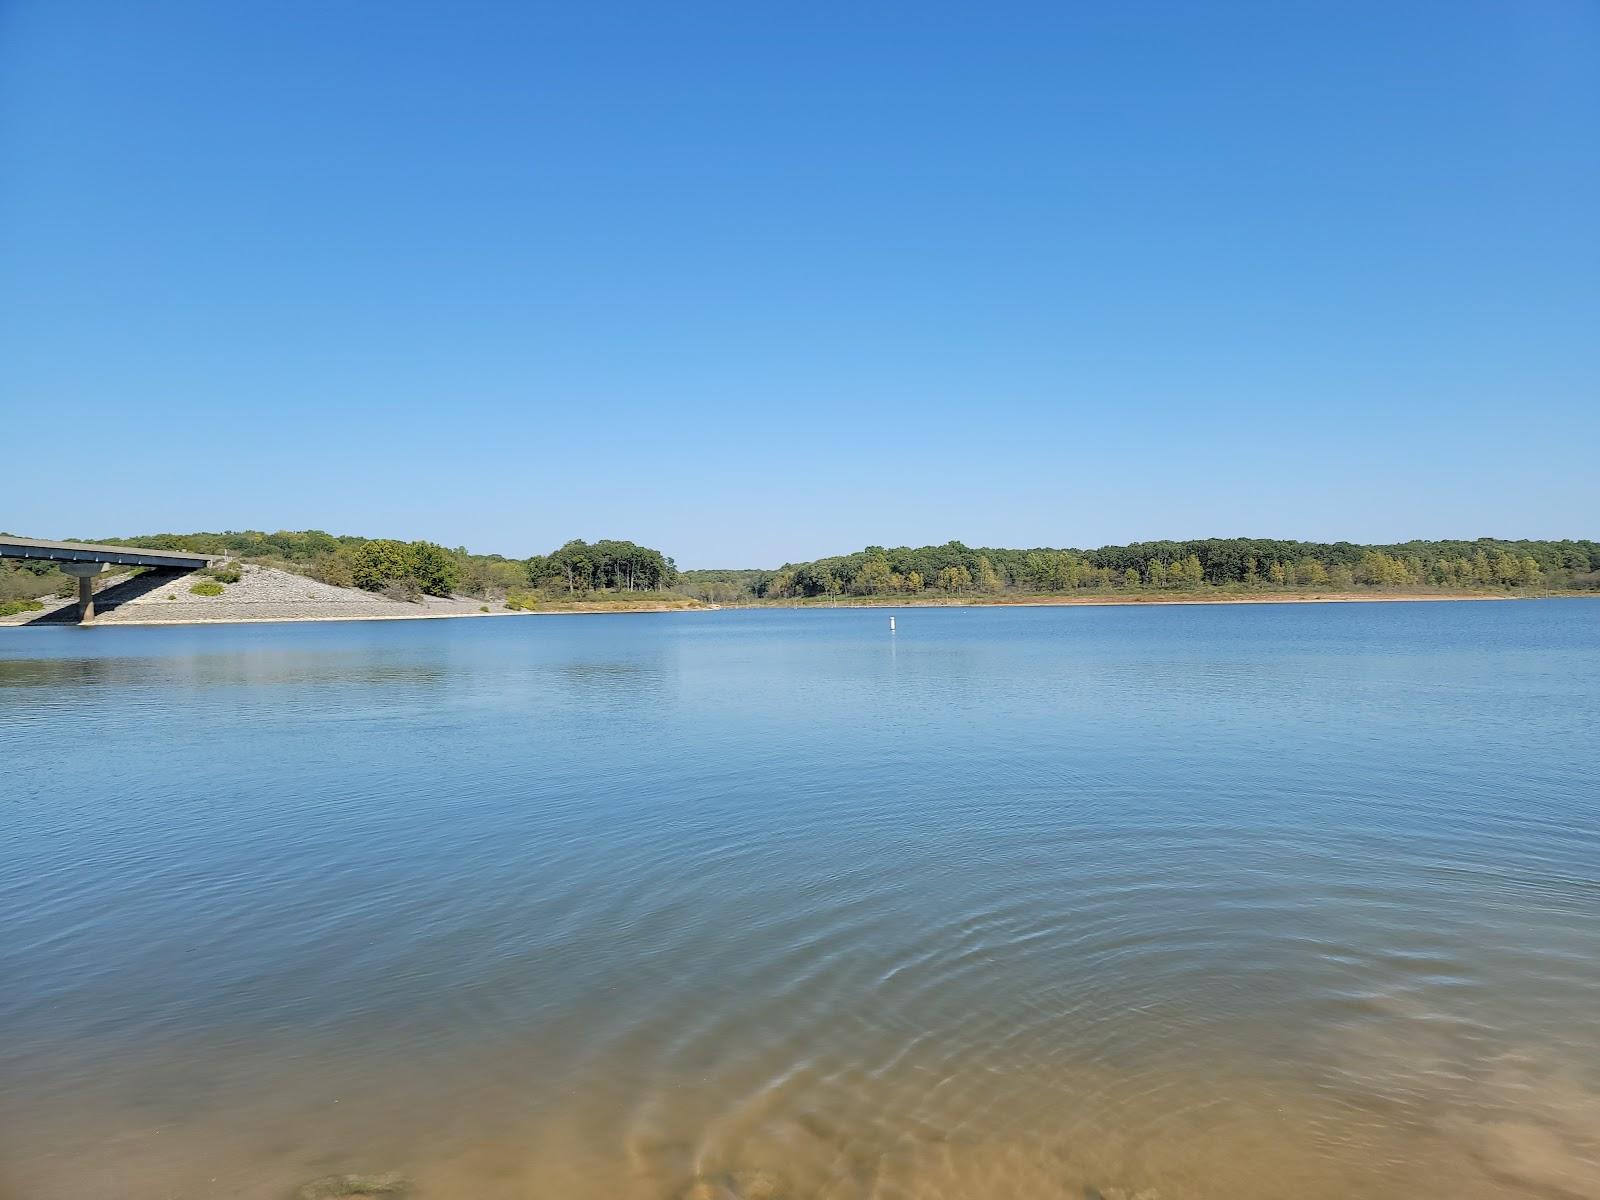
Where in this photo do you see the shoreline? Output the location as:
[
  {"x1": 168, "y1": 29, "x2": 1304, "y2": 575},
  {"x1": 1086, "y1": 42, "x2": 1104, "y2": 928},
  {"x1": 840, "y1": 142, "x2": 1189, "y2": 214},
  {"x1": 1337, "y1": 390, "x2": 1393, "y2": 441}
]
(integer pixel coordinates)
[
  {"x1": 0, "y1": 560, "x2": 710, "y2": 630},
  {"x1": 4, "y1": 590, "x2": 1590, "y2": 630},
  {"x1": 0, "y1": 604, "x2": 702, "y2": 630}
]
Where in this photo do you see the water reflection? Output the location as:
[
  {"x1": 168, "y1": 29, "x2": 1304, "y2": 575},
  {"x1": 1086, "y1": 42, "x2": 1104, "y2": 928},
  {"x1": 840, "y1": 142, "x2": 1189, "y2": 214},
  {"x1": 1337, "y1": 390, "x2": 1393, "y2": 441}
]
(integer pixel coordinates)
[{"x1": 0, "y1": 652, "x2": 450, "y2": 690}]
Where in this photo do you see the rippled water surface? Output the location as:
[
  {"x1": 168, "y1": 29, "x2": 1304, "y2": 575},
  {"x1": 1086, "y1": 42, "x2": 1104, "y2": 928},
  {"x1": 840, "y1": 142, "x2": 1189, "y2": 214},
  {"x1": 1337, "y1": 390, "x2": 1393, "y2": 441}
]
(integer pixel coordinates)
[{"x1": 4, "y1": 601, "x2": 1599, "y2": 1199}]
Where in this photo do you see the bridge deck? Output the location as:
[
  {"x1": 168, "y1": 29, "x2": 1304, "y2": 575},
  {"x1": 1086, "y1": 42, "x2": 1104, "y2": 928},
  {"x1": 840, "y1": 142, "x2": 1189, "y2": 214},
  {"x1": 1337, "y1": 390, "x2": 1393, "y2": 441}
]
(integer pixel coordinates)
[{"x1": 0, "y1": 536, "x2": 217, "y2": 571}]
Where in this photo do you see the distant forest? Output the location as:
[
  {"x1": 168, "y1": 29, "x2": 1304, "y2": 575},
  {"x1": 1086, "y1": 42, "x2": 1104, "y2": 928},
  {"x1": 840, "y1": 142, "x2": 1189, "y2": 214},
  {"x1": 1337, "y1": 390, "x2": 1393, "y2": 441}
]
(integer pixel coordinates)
[
  {"x1": 5, "y1": 531, "x2": 1598, "y2": 611},
  {"x1": 679, "y1": 538, "x2": 1600, "y2": 602}
]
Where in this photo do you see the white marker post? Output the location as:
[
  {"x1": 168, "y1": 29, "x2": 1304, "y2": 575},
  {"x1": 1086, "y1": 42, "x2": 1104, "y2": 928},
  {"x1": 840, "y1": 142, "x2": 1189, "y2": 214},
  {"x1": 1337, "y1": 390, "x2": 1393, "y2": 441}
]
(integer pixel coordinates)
[{"x1": 889, "y1": 616, "x2": 896, "y2": 631}]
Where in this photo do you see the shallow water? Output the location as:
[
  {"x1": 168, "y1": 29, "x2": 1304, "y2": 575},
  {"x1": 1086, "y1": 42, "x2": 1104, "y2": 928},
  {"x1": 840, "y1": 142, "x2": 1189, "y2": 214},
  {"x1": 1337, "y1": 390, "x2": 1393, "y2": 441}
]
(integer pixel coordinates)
[{"x1": 3, "y1": 600, "x2": 1598, "y2": 1199}]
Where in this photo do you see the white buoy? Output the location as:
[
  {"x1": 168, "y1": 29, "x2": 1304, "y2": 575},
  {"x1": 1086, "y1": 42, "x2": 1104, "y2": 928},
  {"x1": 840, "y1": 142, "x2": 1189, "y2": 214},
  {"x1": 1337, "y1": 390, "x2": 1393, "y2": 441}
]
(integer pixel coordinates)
[{"x1": 889, "y1": 616, "x2": 896, "y2": 631}]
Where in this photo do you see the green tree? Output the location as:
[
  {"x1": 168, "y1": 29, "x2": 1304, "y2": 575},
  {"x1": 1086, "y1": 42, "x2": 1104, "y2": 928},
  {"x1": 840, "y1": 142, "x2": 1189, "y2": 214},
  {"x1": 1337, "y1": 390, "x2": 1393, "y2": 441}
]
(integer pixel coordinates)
[
  {"x1": 549, "y1": 540, "x2": 595, "y2": 593},
  {"x1": 350, "y1": 540, "x2": 414, "y2": 591},
  {"x1": 408, "y1": 541, "x2": 461, "y2": 597}
]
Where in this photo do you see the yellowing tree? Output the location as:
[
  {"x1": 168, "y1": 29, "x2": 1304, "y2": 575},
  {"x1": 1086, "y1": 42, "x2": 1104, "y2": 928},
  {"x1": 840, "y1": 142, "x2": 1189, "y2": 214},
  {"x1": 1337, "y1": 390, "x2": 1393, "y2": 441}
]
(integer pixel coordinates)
[
  {"x1": 1296, "y1": 559, "x2": 1329, "y2": 586},
  {"x1": 937, "y1": 564, "x2": 972, "y2": 591},
  {"x1": 853, "y1": 556, "x2": 893, "y2": 595},
  {"x1": 976, "y1": 556, "x2": 1002, "y2": 593}
]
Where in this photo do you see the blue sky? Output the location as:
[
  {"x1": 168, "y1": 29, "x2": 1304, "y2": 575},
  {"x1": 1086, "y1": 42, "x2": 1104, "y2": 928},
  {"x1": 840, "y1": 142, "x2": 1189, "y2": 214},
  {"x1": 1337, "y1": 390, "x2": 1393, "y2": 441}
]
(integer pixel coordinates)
[{"x1": 2, "y1": 2, "x2": 1595, "y2": 567}]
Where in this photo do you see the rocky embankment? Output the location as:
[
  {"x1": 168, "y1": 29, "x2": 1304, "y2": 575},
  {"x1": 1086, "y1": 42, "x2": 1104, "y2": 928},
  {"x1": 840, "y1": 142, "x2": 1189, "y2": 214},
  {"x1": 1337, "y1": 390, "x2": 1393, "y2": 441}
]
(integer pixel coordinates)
[{"x1": 1, "y1": 562, "x2": 504, "y2": 626}]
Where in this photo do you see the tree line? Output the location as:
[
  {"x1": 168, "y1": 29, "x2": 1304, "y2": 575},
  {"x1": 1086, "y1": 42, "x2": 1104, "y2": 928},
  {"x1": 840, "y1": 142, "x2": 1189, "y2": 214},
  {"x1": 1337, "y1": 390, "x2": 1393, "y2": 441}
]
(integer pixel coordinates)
[
  {"x1": 680, "y1": 538, "x2": 1600, "y2": 600},
  {"x1": 65, "y1": 531, "x2": 679, "y2": 600},
  {"x1": 11, "y1": 530, "x2": 1596, "y2": 608}
]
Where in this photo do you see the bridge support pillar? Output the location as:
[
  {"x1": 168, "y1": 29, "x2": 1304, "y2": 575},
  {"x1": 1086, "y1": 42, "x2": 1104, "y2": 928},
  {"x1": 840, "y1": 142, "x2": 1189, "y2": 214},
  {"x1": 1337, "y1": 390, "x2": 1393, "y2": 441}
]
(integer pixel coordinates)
[{"x1": 58, "y1": 562, "x2": 107, "y2": 623}]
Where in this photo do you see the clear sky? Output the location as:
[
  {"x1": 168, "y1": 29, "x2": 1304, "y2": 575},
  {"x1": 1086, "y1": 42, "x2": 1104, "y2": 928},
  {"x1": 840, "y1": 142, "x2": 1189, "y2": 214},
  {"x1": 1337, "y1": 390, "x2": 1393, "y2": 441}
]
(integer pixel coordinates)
[{"x1": 2, "y1": 2, "x2": 1595, "y2": 567}]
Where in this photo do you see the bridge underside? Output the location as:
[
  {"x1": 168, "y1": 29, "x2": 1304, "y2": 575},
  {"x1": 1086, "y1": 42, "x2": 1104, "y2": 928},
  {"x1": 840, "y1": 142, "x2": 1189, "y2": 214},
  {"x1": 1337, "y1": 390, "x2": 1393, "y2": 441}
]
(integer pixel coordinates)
[{"x1": 1, "y1": 536, "x2": 216, "y2": 624}]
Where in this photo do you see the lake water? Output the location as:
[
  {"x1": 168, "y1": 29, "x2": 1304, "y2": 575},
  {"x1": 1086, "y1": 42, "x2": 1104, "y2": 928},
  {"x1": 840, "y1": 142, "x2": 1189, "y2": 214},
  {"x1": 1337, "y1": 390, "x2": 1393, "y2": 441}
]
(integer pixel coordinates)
[{"x1": 3, "y1": 601, "x2": 1598, "y2": 1199}]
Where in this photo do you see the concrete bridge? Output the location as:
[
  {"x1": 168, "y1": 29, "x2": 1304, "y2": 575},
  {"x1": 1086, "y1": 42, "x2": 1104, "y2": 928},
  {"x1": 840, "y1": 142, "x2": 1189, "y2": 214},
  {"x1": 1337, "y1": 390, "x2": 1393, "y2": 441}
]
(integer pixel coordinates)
[{"x1": 0, "y1": 536, "x2": 217, "y2": 622}]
